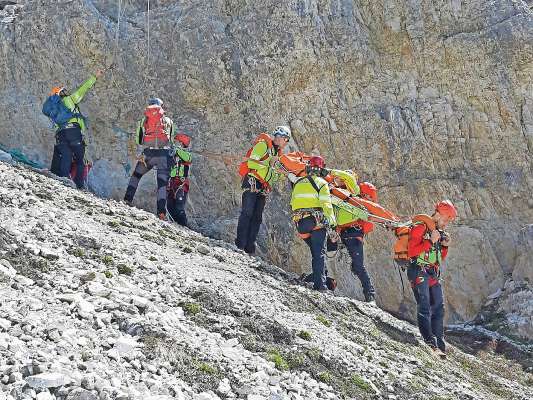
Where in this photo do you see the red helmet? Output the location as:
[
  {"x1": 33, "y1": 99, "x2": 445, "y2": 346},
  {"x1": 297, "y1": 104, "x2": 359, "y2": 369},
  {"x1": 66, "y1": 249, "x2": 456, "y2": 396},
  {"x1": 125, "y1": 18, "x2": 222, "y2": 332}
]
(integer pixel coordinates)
[
  {"x1": 175, "y1": 133, "x2": 191, "y2": 148},
  {"x1": 359, "y1": 182, "x2": 377, "y2": 202},
  {"x1": 435, "y1": 200, "x2": 457, "y2": 220},
  {"x1": 308, "y1": 156, "x2": 325, "y2": 169}
]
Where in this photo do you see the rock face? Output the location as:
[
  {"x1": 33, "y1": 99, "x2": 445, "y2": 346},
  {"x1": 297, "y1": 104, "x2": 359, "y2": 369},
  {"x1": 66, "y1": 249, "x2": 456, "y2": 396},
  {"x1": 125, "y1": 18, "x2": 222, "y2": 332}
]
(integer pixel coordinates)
[
  {"x1": 1, "y1": 162, "x2": 532, "y2": 400},
  {"x1": 0, "y1": 0, "x2": 532, "y2": 324}
]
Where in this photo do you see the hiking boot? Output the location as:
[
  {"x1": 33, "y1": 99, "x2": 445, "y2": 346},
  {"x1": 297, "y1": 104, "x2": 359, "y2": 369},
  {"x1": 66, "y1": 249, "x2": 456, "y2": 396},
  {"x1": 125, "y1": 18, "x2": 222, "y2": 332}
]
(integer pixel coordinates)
[
  {"x1": 363, "y1": 292, "x2": 375, "y2": 303},
  {"x1": 123, "y1": 199, "x2": 133, "y2": 207}
]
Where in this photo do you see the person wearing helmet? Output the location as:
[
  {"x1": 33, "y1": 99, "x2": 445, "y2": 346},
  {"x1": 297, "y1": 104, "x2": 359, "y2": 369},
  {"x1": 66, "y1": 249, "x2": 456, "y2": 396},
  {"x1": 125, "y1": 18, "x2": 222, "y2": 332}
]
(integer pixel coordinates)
[
  {"x1": 328, "y1": 177, "x2": 377, "y2": 302},
  {"x1": 167, "y1": 133, "x2": 192, "y2": 226},
  {"x1": 124, "y1": 98, "x2": 175, "y2": 220},
  {"x1": 291, "y1": 156, "x2": 336, "y2": 291},
  {"x1": 45, "y1": 70, "x2": 103, "y2": 188},
  {"x1": 235, "y1": 125, "x2": 291, "y2": 254},
  {"x1": 407, "y1": 200, "x2": 457, "y2": 356}
]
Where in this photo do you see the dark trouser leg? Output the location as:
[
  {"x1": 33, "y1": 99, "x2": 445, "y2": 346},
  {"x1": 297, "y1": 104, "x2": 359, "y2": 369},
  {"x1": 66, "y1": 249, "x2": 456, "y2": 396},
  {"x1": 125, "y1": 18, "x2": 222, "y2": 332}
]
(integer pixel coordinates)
[
  {"x1": 56, "y1": 140, "x2": 73, "y2": 179},
  {"x1": 430, "y1": 283, "x2": 445, "y2": 351},
  {"x1": 236, "y1": 177, "x2": 265, "y2": 253},
  {"x1": 124, "y1": 160, "x2": 151, "y2": 202},
  {"x1": 304, "y1": 228, "x2": 327, "y2": 290},
  {"x1": 71, "y1": 140, "x2": 85, "y2": 189},
  {"x1": 407, "y1": 266, "x2": 436, "y2": 346},
  {"x1": 341, "y1": 227, "x2": 375, "y2": 297},
  {"x1": 168, "y1": 187, "x2": 188, "y2": 226},
  {"x1": 50, "y1": 144, "x2": 61, "y2": 175},
  {"x1": 245, "y1": 192, "x2": 266, "y2": 254},
  {"x1": 156, "y1": 166, "x2": 169, "y2": 215}
]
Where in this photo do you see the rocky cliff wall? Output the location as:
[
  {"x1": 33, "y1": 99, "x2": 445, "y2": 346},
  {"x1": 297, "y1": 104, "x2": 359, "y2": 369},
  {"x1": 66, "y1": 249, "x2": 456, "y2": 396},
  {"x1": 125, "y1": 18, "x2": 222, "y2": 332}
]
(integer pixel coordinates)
[{"x1": 0, "y1": 0, "x2": 532, "y2": 325}]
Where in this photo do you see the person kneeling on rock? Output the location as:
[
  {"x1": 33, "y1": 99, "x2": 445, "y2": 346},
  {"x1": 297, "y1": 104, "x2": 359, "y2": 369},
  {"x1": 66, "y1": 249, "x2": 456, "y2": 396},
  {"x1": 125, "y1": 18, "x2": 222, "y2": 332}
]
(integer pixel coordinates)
[
  {"x1": 124, "y1": 98, "x2": 175, "y2": 220},
  {"x1": 290, "y1": 156, "x2": 337, "y2": 291}
]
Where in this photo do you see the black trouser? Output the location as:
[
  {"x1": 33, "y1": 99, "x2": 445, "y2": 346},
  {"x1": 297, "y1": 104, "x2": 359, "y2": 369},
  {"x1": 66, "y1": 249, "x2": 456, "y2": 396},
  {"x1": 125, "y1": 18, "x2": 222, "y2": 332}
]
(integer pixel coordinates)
[
  {"x1": 297, "y1": 216, "x2": 327, "y2": 291},
  {"x1": 407, "y1": 264, "x2": 445, "y2": 350},
  {"x1": 55, "y1": 126, "x2": 85, "y2": 189},
  {"x1": 235, "y1": 176, "x2": 267, "y2": 254},
  {"x1": 340, "y1": 227, "x2": 375, "y2": 297},
  {"x1": 167, "y1": 185, "x2": 188, "y2": 227},
  {"x1": 124, "y1": 148, "x2": 172, "y2": 214}
]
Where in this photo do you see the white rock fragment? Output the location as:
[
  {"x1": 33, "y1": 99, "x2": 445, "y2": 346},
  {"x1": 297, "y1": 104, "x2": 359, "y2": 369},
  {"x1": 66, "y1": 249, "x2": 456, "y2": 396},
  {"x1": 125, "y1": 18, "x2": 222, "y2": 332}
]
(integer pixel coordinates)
[{"x1": 25, "y1": 372, "x2": 72, "y2": 388}]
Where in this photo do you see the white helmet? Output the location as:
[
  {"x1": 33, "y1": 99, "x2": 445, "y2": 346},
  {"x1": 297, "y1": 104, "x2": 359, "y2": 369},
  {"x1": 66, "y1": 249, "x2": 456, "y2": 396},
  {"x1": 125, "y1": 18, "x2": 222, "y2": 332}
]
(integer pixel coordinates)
[{"x1": 272, "y1": 125, "x2": 291, "y2": 140}]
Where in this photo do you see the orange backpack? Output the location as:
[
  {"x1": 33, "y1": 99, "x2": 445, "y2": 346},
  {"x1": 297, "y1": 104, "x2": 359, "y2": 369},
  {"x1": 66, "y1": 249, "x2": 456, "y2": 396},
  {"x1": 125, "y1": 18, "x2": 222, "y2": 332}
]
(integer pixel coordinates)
[
  {"x1": 238, "y1": 133, "x2": 277, "y2": 178},
  {"x1": 393, "y1": 214, "x2": 435, "y2": 265},
  {"x1": 142, "y1": 105, "x2": 169, "y2": 146}
]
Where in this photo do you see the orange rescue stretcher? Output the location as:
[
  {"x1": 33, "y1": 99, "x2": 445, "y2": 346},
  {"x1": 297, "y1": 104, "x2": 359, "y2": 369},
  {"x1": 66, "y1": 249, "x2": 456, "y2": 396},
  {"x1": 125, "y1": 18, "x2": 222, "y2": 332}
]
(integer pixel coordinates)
[{"x1": 278, "y1": 152, "x2": 401, "y2": 227}]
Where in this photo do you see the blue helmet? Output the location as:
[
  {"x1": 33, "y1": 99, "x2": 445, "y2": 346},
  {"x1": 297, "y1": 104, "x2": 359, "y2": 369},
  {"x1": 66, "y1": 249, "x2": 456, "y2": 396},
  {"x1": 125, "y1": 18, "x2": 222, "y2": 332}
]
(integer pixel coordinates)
[{"x1": 148, "y1": 98, "x2": 163, "y2": 106}]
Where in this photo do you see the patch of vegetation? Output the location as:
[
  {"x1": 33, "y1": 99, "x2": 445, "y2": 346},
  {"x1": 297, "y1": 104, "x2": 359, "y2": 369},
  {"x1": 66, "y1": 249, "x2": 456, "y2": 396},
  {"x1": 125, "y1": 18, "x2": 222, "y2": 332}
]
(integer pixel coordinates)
[
  {"x1": 101, "y1": 255, "x2": 114, "y2": 265},
  {"x1": 316, "y1": 315, "x2": 331, "y2": 327},
  {"x1": 103, "y1": 270, "x2": 113, "y2": 279},
  {"x1": 117, "y1": 264, "x2": 133, "y2": 275},
  {"x1": 69, "y1": 248, "x2": 86, "y2": 258},
  {"x1": 181, "y1": 302, "x2": 201, "y2": 315},
  {"x1": 297, "y1": 330, "x2": 312, "y2": 341},
  {"x1": 182, "y1": 246, "x2": 193, "y2": 253},
  {"x1": 349, "y1": 374, "x2": 371, "y2": 392},
  {"x1": 318, "y1": 371, "x2": 333, "y2": 384},
  {"x1": 149, "y1": 256, "x2": 158, "y2": 261},
  {"x1": 195, "y1": 362, "x2": 217, "y2": 375},
  {"x1": 107, "y1": 220, "x2": 120, "y2": 228},
  {"x1": 267, "y1": 349, "x2": 289, "y2": 371},
  {"x1": 140, "y1": 334, "x2": 221, "y2": 392}
]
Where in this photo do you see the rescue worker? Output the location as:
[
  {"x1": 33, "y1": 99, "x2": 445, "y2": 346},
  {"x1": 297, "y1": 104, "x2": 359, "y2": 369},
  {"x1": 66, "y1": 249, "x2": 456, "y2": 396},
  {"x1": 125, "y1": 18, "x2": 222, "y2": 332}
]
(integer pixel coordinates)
[
  {"x1": 46, "y1": 70, "x2": 103, "y2": 188},
  {"x1": 291, "y1": 156, "x2": 336, "y2": 291},
  {"x1": 167, "y1": 133, "x2": 192, "y2": 226},
  {"x1": 329, "y1": 172, "x2": 377, "y2": 302},
  {"x1": 407, "y1": 200, "x2": 457, "y2": 356},
  {"x1": 124, "y1": 98, "x2": 175, "y2": 219},
  {"x1": 235, "y1": 126, "x2": 291, "y2": 254}
]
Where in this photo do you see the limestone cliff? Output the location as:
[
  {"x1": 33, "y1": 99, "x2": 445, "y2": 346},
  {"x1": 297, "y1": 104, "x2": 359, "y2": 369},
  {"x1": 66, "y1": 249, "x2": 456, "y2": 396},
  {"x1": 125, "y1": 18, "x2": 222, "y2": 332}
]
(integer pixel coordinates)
[{"x1": 0, "y1": 0, "x2": 532, "y2": 326}]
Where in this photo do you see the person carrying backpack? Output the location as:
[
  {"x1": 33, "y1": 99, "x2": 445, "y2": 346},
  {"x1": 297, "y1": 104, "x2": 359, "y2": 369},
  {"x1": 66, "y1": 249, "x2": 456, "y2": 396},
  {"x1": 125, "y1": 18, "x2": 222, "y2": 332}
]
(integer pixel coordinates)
[
  {"x1": 123, "y1": 98, "x2": 175, "y2": 219},
  {"x1": 42, "y1": 70, "x2": 103, "y2": 188},
  {"x1": 167, "y1": 133, "x2": 192, "y2": 226},
  {"x1": 407, "y1": 200, "x2": 457, "y2": 356},
  {"x1": 330, "y1": 175, "x2": 377, "y2": 302},
  {"x1": 291, "y1": 156, "x2": 336, "y2": 291},
  {"x1": 235, "y1": 126, "x2": 291, "y2": 254}
]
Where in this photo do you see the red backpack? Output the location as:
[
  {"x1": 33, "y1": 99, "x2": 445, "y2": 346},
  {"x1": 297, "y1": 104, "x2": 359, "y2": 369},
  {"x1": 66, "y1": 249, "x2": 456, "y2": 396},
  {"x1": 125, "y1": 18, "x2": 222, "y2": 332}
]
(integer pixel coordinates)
[
  {"x1": 238, "y1": 133, "x2": 278, "y2": 178},
  {"x1": 142, "y1": 105, "x2": 169, "y2": 146}
]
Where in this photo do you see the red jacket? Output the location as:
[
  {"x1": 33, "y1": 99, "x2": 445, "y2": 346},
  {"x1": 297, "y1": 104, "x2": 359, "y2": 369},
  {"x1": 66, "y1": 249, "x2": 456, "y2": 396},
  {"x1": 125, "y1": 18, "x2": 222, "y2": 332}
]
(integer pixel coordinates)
[{"x1": 408, "y1": 224, "x2": 448, "y2": 261}]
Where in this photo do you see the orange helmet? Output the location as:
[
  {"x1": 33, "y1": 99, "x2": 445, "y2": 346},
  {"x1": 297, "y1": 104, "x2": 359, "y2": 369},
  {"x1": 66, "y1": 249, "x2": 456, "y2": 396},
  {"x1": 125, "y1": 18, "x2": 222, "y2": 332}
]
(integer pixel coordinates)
[
  {"x1": 50, "y1": 86, "x2": 65, "y2": 96},
  {"x1": 175, "y1": 133, "x2": 191, "y2": 148},
  {"x1": 435, "y1": 200, "x2": 457, "y2": 220},
  {"x1": 359, "y1": 182, "x2": 377, "y2": 202}
]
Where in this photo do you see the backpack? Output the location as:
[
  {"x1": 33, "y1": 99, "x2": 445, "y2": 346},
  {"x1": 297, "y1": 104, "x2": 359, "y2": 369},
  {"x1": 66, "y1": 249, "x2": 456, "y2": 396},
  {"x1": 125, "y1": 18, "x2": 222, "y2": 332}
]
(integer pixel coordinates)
[
  {"x1": 42, "y1": 94, "x2": 83, "y2": 128},
  {"x1": 393, "y1": 214, "x2": 436, "y2": 267},
  {"x1": 238, "y1": 133, "x2": 277, "y2": 178},
  {"x1": 141, "y1": 105, "x2": 169, "y2": 146}
]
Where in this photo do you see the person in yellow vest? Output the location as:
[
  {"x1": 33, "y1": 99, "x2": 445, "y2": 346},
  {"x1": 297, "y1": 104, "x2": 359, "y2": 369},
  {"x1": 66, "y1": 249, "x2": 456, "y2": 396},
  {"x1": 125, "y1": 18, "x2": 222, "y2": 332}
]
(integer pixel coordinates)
[
  {"x1": 44, "y1": 70, "x2": 103, "y2": 188},
  {"x1": 329, "y1": 172, "x2": 377, "y2": 302},
  {"x1": 235, "y1": 126, "x2": 291, "y2": 254},
  {"x1": 291, "y1": 156, "x2": 336, "y2": 291}
]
